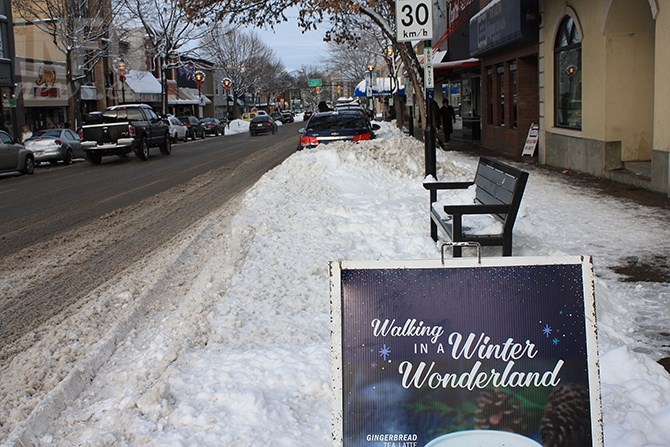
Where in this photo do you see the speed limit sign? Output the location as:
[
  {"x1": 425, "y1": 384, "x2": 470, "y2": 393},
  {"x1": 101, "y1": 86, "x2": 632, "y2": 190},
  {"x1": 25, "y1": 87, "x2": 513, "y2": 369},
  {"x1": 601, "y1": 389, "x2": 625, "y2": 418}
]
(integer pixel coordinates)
[{"x1": 396, "y1": 0, "x2": 433, "y2": 42}]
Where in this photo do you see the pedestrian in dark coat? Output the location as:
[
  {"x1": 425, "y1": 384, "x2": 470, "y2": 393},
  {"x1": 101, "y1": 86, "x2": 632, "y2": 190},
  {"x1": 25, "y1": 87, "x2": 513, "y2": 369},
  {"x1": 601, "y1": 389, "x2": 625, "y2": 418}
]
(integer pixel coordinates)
[{"x1": 440, "y1": 100, "x2": 456, "y2": 142}]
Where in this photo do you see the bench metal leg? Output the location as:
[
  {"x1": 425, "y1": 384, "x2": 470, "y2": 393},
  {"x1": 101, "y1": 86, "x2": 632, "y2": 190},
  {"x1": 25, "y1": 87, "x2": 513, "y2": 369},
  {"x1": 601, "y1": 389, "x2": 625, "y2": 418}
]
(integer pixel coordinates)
[{"x1": 430, "y1": 219, "x2": 438, "y2": 242}]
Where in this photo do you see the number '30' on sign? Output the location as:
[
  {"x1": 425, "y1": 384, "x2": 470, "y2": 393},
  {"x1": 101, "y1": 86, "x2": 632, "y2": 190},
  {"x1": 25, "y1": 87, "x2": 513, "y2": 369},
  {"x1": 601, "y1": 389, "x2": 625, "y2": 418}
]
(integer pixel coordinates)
[{"x1": 396, "y1": 0, "x2": 434, "y2": 42}]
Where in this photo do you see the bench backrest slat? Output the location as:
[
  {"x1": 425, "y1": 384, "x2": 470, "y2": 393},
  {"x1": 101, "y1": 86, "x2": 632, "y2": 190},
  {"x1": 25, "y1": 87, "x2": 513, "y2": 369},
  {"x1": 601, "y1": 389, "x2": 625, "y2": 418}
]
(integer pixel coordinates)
[{"x1": 473, "y1": 157, "x2": 529, "y2": 226}]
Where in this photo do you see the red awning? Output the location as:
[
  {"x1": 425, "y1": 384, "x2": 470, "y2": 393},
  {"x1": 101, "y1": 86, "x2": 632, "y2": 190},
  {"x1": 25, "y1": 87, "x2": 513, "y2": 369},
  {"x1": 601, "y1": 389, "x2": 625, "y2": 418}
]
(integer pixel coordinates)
[{"x1": 433, "y1": 58, "x2": 480, "y2": 71}]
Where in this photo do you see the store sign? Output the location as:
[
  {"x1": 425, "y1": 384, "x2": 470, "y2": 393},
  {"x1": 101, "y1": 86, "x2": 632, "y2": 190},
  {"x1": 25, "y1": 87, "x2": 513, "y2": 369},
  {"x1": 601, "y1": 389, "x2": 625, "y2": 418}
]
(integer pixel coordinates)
[
  {"x1": 469, "y1": 0, "x2": 539, "y2": 57},
  {"x1": 330, "y1": 257, "x2": 603, "y2": 447}
]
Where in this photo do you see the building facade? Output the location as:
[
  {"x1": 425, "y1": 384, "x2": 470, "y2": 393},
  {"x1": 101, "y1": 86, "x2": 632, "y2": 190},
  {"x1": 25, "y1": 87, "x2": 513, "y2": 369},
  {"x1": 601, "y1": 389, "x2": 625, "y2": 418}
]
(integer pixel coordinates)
[
  {"x1": 434, "y1": 0, "x2": 668, "y2": 196},
  {"x1": 538, "y1": 0, "x2": 668, "y2": 195},
  {"x1": 0, "y1": 0, "x2": 18, "y2": 138}
]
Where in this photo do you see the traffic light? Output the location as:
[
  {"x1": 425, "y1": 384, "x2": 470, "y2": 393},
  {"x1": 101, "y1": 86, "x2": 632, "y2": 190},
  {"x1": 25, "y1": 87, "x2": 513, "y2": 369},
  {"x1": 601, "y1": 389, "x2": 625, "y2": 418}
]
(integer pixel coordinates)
[{"x1": 315, "y1": 86, "x2": 321, "y2": 94}]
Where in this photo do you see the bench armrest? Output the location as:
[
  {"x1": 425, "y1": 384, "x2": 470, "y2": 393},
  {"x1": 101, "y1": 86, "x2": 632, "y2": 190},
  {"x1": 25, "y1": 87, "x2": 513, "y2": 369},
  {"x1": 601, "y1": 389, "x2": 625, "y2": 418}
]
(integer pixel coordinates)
[
  {"x1": 423, "y1": 181, "x2": 474, "y2": 191},
  {"x1": 443, "y1": 203, "x2": 511, "y2": 215}
]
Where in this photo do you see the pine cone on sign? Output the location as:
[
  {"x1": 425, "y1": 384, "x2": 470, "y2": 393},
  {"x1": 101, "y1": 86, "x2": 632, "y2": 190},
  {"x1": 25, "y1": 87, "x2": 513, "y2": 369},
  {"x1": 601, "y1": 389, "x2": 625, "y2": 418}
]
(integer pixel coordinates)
[
  {"x1": 474, "y1": 388, "x2": 527, "y2": 434},
  {"x1": 540, "y1": 384, "x2": 591, "y2": 447}
]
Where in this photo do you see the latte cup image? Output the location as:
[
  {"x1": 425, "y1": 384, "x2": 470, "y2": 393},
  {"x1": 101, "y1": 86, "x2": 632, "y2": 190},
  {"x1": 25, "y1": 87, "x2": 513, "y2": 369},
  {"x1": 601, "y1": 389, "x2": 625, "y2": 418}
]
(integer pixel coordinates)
[{"x1": 424, "y1": 430, "x2": 542, "y2": 447}]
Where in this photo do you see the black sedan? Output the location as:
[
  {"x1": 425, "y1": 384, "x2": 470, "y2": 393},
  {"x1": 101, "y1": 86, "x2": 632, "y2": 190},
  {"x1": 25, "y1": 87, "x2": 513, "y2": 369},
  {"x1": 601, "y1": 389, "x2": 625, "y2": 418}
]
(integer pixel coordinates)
[
  {"x1": 200, "y1": 118, "x2": 226, "y2": 136},
  {"x1": 249, "y1": 115, "x2": 278, "y2": 136},
  {"x1": 296, "y1": 110, "x2": 380, "y2": 150}
]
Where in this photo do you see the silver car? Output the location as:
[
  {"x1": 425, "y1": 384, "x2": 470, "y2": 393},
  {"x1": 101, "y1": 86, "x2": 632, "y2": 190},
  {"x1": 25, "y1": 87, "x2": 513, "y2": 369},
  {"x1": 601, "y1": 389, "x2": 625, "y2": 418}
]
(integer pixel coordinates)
[
  {"x1": 166, "y1": 115, "x2": 187, "y2": 142},
  {"x1": 0, "y1": 130, "x2": 35, "y2": 175},
  {"x1": 23, "y1": 128, "x2": 84, "y2": 165}
]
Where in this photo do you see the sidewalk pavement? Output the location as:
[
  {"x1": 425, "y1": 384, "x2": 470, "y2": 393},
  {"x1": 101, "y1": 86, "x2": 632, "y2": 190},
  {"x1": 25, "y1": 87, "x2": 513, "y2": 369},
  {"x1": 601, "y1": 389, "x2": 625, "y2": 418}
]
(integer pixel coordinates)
[{"x1": 417, "y1": 122, "x2": 670, "y2": 212}]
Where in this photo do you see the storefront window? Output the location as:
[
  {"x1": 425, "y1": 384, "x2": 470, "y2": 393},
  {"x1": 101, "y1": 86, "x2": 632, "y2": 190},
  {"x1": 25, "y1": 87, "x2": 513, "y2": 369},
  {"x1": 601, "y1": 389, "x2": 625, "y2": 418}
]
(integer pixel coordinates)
[
  {"x1": 510, "y1": 62, "x2": 518, "y2": 129},
  {"x1": 555, "y1": 16, "x2": 582, "y2": 129},
  {"x1": 497, "y1": 65, "x2": 504, "y2": 126},
  {"x1": 486, "y1": 68, "x2": 492, "y2": 125},
  {"x1": 0, "y1": 22, "x2": 5, "y2": 58}
]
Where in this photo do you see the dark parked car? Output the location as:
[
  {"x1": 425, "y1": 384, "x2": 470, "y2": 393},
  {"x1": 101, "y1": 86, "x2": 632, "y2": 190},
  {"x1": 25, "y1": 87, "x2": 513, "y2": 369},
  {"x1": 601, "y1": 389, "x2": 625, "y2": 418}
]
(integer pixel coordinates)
[
  {"x1": 200, "y1": 118, "x2": 226, "y2": 136},
  {"x1": 249, "y1": 115, "x2": 278, "y2": 136},
  {"x1": 270, "y1": 112, "x2": 284, "y2": 123},
  {"x1": 178, "y1": 115, "x2": 206, "y2": 140},
  {"x1": 23, "y1": 128, "x2": 84, "y2": 165},
  {"x1": 297, "y1": 110, "x2": 380, "y2": 150},
  {"x1": 281, "y1": 111, "x2": 295, "y2": 123},
  {"x1": 0, "y1": 130, "x2": 35, "y2": 175}
]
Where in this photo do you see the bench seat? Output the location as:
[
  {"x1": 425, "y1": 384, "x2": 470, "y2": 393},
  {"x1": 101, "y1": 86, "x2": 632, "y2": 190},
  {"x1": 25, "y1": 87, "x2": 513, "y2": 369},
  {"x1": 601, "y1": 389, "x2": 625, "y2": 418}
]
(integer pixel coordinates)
[{"x1": 423, "y1": 157, "x2": 529, "y2": 257}]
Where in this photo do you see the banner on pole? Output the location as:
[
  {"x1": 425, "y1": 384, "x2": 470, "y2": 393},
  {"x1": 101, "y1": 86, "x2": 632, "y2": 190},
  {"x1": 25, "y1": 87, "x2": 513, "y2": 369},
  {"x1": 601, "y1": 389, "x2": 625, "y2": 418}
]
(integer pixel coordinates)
[{"x1": 330, "y1": 256, "x2": 602, "y2": 447}]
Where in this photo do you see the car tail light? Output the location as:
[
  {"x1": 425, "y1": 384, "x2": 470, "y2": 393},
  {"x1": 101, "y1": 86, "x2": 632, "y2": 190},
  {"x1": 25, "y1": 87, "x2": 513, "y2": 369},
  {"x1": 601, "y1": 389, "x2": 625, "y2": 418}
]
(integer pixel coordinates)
[
  {"x1": 353, "y1": 132, "x2": 373, "y2": 142},
  {"x1": 54, "y1": 139, "x2": 62, "y2": 145},
  {"x1": 299, "y1": 135, "x2": 319, "y2": 147},
  {"x1": 128, "y1": 124, "x2": 136, "y2": 137},
  {"x1": 78, "y1": 129, "x2": 83, "y2": 139}
]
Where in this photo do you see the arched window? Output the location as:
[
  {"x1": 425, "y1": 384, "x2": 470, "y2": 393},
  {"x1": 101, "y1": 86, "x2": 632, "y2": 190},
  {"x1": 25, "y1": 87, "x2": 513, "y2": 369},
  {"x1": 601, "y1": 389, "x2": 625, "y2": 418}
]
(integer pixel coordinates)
[{"x1": 555, "y1": 16, "x2": 582, "y2": 129}]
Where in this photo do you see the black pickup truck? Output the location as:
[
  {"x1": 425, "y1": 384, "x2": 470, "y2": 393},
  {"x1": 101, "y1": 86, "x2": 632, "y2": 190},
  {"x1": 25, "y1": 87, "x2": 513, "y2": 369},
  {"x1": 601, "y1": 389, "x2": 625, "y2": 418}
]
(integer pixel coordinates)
[{"x1": 80, "y1": 104, "x2": 171, "y2": 164}]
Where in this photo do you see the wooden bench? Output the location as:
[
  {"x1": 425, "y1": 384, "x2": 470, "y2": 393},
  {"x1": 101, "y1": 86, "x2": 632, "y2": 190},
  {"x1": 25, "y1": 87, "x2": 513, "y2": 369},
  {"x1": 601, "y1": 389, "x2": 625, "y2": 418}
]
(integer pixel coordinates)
[{"x1": 423, "y1": 157, "x2": 529, "y2": 257}]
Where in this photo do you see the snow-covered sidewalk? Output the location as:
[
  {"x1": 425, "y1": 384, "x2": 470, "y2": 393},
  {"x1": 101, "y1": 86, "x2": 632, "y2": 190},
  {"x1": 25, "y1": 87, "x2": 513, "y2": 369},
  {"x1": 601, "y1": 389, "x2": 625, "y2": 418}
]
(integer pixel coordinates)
[{"x1": 3, "y1": 122, "x2": 670, "y2": 446}]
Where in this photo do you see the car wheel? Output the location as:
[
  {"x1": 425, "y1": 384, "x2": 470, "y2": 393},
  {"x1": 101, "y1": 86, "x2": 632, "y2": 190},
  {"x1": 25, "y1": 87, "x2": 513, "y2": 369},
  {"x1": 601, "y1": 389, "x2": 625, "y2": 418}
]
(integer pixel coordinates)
[
  {"x1": 172, "y1": 132, "x2": 178, "y2": 143},
  {"x1": 21, "y1": 156, "x2": 35, "y2": 174},
  {"x1": 136, "y1": 138, "x2": 150, "y2": 161},
  {"x1": 200, "y1": 130, "x2": 206, "y2": 139},
  {"x1": 160, "y1": 133, "x2": 172, "y2": 155},
  {"x1": 63, "y1": 148, "x2": 73, "y2": 165},
  {"x1": 85, "y1": 151, "x2": 102, "y2": 164}
]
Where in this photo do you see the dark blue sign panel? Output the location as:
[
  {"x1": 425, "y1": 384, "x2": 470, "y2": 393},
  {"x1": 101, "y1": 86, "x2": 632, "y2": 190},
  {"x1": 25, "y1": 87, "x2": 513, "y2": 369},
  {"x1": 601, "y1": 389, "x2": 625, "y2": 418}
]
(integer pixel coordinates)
[
  {"x1": 469, "y1": 0, "x2": 539, "y2": 57},
  {"x1": 331, "y1": 257, "x2": 602, "y2": 447}
]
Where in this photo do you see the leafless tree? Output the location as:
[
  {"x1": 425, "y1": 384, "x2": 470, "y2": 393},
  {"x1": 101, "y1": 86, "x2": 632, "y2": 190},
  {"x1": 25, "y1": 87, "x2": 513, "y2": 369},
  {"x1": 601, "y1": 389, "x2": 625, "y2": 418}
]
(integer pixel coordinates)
[
  {"x1": 118, "y1": 0, "x2": 211, "y2": 113},
  {"x1": 179, "y1": 0, "x2": 439, "y2": 125},
  {"x1": 200, "y1": 25, "x2": 286, "y2": 115}
]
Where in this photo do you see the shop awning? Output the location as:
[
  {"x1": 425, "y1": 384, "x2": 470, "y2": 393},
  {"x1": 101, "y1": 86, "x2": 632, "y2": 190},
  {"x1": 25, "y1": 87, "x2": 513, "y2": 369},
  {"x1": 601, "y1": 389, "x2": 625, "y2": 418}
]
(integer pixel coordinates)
[
  {"x1": 354, "y1": 77, "x2": 405, "y2": 97},
  {"x1": 124, "y1": 71, "x2": 162, "y2": 94},
  {"x1": 434, "y1": 58, "x2": 480, "y2": 71},
  {"x1": 168, "y1": 87, "x2": 212, "y2": 105}
]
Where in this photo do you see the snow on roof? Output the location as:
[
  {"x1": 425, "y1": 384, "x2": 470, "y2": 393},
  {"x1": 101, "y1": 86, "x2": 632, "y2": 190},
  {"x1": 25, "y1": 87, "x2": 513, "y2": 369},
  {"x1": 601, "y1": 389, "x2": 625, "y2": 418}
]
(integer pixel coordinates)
[{"x1": 124, "y1": 71, "x2": 162, "y2": 95}]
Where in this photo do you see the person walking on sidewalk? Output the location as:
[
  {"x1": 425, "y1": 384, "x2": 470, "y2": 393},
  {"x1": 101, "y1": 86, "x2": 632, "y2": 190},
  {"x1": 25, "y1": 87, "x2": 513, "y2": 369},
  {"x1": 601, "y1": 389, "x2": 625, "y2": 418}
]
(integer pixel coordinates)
[{"x1": 440, "y1": 100, "x2": 456, "y2": 143}]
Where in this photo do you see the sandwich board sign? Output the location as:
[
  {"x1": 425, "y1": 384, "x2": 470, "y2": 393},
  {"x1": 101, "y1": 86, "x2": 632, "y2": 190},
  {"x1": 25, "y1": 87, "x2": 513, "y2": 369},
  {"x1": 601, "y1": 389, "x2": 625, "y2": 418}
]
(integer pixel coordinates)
[
  {"x1": 522, "y1": 123, "x2": 539, "y2": 157},
  {"x1": 330, "y1": 256, "x2": 603, "y2": 447}
]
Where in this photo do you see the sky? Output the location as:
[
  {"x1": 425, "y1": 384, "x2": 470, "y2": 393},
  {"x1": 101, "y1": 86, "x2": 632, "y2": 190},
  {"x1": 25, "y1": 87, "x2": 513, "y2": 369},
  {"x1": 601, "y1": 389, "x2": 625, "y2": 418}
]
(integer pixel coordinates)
[
  {"x1": 255, "y1": 10, "x2": 332, "y2": 71},
  {"x1": 2, "y1": 118, "x2": 670, "y2": 446}
]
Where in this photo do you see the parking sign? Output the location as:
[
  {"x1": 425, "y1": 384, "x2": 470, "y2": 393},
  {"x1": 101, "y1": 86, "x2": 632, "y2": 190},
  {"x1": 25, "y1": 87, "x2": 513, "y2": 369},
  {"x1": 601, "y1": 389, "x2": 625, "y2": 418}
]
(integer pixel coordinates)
[{"x1": 396, "y1": 0, "x2": 433, "y2": 42}]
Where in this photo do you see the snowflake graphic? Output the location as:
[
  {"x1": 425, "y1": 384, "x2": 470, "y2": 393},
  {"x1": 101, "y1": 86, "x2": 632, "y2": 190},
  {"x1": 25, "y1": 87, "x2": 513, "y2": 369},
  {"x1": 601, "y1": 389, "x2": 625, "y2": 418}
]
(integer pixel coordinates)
[
  {"x1": 379, "y1": 344, "x2": 391, "y2": 361},
  {"x1": 543, "y1": 324, "x2": 553, "y2": 338},
  {"x1": 552, "y1": 337, "x2": 560, "y2": 345}
]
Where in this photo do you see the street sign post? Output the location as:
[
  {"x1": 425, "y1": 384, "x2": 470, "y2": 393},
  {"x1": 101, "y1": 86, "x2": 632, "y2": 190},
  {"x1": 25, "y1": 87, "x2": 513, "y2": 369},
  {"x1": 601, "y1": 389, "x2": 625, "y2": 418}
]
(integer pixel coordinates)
[
  {"x1": 395, "y1": 0, "x2": 433, "y2": 42},
  {"x1": 308, "y1": 79, "x2": 323, "y2": 87},
  {"x1": 396, "y1": 0, "x2": 435, "y2": 177}
]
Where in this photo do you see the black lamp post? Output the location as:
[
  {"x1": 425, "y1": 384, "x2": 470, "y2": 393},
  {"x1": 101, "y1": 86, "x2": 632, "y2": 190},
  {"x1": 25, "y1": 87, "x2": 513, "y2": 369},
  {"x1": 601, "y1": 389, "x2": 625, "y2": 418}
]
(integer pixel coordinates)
[
  {"x1": 116, "y1": 55, "x2": 129, "y2": 104},
  {"x1": 367, "y1": 64, "x2": 374, "y2": 114},
  {"x1": 222, "y1": 77, "x2": 232, "y2": 120},
  {"x1": 194, "y1": 70, "x2": 205, "y2": 115}
]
